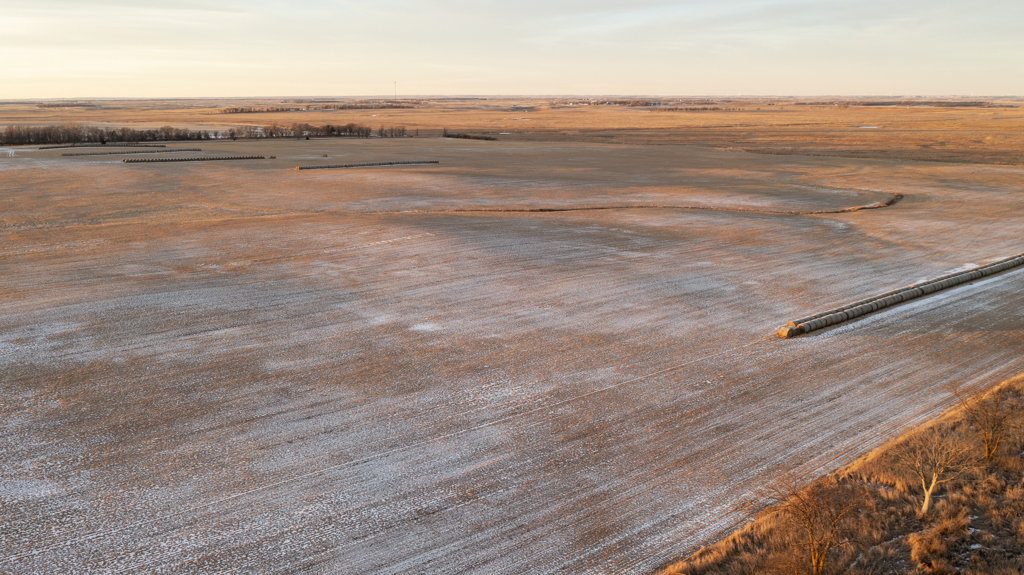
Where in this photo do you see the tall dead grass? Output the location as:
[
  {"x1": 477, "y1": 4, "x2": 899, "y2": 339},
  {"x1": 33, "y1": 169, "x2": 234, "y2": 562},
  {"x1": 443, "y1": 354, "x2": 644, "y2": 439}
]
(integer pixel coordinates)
[{"x1": 656, "y1": 374, "x2": 1024, "y2": 575}]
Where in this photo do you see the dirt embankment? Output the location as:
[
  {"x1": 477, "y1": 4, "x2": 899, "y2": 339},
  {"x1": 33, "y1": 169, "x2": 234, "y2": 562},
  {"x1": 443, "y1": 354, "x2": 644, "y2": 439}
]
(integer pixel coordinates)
[{"x1": 656, "y1": 374, "x2": 1024, "y2": 575}]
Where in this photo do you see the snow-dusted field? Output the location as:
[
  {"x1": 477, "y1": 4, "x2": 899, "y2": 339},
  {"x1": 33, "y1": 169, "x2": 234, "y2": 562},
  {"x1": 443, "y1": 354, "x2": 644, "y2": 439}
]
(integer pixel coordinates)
[{"x1": 2, "y1": 139, "x2": 1023, "y2": 574}]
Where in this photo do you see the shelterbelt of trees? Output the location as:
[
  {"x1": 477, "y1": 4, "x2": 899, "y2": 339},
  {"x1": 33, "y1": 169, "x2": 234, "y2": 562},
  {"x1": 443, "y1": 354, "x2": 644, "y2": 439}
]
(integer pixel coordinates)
[
  {"x1": 219, "y1": 102, "x2": 414, "y2": 113},
  {"x1": 1, "y1": 124, "x2": 218, "y2": 145},
  {"x1": 228, "y1": 123, "x2": 375, "y2": 139},
  {"x1": 0, "y1": 122, "x2": 399, "y2": 145}
]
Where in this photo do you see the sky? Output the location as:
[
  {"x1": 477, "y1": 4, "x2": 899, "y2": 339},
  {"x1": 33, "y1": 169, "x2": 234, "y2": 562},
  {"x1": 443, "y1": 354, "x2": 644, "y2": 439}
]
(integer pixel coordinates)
[{"x1": 1, "y1": 0, "x2": 1021, "y2": 98}]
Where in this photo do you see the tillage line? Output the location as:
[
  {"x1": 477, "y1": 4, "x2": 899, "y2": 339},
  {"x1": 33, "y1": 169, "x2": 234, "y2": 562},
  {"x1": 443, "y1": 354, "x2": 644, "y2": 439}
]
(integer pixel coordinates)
[
  {"x1": 295, "y1": 160, "x2": 440, "y2": 170},
  {"x1": 1, "y1": 337, "x2": 768, "y2": 565},
  {"x1": 63, "y1": 149, "x2": 201, "y2": 156},
  {"x1": 123, "y1": 156, "x2": 265, "y2": 163},
  {"x1": 776, "y1": 252, "x2": 1024, "y2": 338}
]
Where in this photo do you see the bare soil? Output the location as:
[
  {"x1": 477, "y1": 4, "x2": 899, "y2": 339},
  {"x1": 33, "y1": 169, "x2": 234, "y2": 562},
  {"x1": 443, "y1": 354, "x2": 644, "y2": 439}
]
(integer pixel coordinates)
[{"x1": 1, "y1": 100, "x2": 1023, "y2": 574}]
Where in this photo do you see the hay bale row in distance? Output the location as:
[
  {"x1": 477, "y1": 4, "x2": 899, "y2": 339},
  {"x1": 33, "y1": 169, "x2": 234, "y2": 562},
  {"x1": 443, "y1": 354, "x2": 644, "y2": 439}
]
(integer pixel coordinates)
[
  {"x1": 788, "y1": 252, "x2": 1024, "y2": 326},
  {"x1": 123, "y1": 156, "x2": 265, "y2": 163},
  {"x1": 63, "y1": 149, "x2": 201, "y2": 156},
  {"x1": 777, "y1": 252, "x2": 1024, "y2": 338},
  {"x1": 296, "y1": 160, "x2": 440, "y2": 171}
]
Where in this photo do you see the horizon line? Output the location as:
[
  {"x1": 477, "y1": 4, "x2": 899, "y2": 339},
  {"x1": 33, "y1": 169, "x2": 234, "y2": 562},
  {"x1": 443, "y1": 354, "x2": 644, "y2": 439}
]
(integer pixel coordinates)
[{"x1": 3, "y1": 94, "x2": 1023, "y2": 102}]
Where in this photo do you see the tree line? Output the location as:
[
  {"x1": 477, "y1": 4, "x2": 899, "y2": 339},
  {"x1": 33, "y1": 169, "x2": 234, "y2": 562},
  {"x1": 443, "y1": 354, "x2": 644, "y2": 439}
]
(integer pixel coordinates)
[
  {"x1": 35, "y1": 102, "x2": 95, "y2": 109},
  {"x1": 442, "y1": 128, "x2": 496, "y2": 141},
  {"x1": 220, "y1": 102, "x2": 416, "y2": 113},
  {"x1": 1, "y1": 124, "x2": 216, "y2": 146},
  {"x1": 286, "y1": 98, "x2": 422, "y2": 105},
  {"x1": 219, "y1": 107, "x2": 293, "y2": 114},
  {"x1": 553, "y1": 98, "x2": 731, "y2": 108},
  {"x1": 226, "y1": 123, "x2": 375, "y2": 139},
  {"x1": 652, "y1": 107, "x2": 730, "y2": 112},
  {"x1": 377, "y1": 125, "x2": 407, "y2": 138},
  {"x1": 319, "y1": 103, "x2": 414, "y2": 110},
  {"x1": 0, "y1": 122, "x2": 386, "y2": 145}
]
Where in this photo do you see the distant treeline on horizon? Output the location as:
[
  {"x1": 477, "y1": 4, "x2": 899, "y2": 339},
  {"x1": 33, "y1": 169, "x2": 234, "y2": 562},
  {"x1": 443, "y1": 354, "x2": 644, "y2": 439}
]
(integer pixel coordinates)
[
  {"x1": 0, "y1": 122, "x2": 399, "y2": 145},
  {"x1": 231, "y1": 123, "x2": 375, "y2": 139},
  {"x1": 220, "y1": 101, "x2": 415, "y2": 113}
]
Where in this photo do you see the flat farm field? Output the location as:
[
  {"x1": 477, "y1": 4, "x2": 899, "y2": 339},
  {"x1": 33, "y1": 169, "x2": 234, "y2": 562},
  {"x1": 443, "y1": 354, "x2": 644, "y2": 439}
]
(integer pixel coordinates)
[{"x1": 2, "y1": 134, "x2": 1024, "y2": 574}]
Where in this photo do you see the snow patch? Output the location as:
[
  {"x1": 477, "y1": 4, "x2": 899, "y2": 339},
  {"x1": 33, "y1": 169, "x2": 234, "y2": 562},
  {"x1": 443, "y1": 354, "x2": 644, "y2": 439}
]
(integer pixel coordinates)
[{"x1": 0, "y1": 479, "x2": 60, "y2": 501}]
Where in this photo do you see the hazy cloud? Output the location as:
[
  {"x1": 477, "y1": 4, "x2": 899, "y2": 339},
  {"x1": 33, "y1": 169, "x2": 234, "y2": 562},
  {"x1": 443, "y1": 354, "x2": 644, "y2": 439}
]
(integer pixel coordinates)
[{"x1": 0, "y1": 0, "x2": 1020, "y2": 97}]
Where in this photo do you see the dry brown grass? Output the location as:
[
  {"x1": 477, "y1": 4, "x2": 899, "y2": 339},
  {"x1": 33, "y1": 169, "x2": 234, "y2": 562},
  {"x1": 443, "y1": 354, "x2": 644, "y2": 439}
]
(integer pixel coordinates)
[
  {"x1": 3, "y1": 97, "x2": 1023, "y2": 165},
  {"x1": 656, "y1": 374, "x2": 1024, "y2": 575}
]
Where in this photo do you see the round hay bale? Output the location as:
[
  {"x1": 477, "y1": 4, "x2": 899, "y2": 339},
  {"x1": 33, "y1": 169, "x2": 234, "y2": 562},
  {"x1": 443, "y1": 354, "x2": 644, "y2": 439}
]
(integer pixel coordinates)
[{"x1": 777, "y1": 326, "x2": 798, "y2": 338}]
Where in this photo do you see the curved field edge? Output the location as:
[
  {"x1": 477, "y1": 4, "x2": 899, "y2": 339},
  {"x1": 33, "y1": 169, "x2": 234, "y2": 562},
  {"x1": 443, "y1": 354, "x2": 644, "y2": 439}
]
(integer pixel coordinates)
[
  {"x1": 0, "y1": 193, "x2": 904, "y2": 232},
  {"x1": 361, "y1": 193, "x2": 903, "y2": 216},
  {"x1": 653, "y1": 372, "x2": 1024, "y2": 575}
]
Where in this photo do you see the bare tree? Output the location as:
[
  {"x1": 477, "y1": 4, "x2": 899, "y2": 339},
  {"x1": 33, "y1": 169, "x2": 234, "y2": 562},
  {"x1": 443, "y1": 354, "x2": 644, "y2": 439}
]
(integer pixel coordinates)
[
  {"x1": 773, "y1": 475, "x2": 858, "y2": 575},
  {"x1": 954, "y1": 385, "x2": 1017, "y2": 459},
  {"x1": 892, "y1": 428, "x2": 975, "y2": 515}
]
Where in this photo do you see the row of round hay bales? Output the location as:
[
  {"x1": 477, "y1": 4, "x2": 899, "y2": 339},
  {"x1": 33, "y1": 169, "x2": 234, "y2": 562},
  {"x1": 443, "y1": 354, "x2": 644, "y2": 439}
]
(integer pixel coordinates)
[
  {"x1": 123, "y1": 156, "x2": 264, "y2": 163},
  {"x1": 777, "y1": 252, "x2": 1024, "y2": 338},
  {"x1": 296, "y1": 160, "x2": 440, "y2": 170},
  {"x1": 63, "y1": 149, "x2": 201, "y2": 156}
]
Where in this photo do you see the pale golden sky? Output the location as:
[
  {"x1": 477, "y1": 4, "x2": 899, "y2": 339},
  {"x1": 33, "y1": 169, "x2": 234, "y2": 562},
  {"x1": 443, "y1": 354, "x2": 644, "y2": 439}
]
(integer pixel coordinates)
[{"x1": 2, "y1": 0, "x2": 1021, "y2": 98}]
